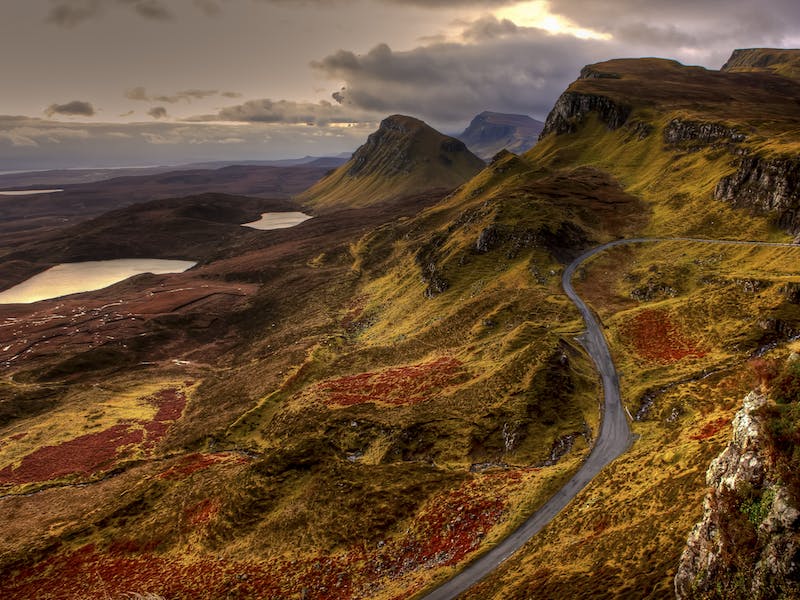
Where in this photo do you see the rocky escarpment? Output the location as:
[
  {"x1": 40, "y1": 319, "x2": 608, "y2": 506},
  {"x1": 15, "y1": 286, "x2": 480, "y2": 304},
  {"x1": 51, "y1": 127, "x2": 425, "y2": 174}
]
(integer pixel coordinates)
[
  {"x1": 714, "y1": 155, "x2": 800, "y2": 233},
  {"x1": 721, "y1": 48, "x2": 800, "y2": 79},
  {"x1": 675, "y1": 392, "x2": 800, "y2": 599},
  {"x1": 663, "y1": 118, "x2": 746, "y2": 148},
  {"x1": 539, "y1": 91, "x2": 631, "y2": 138}
]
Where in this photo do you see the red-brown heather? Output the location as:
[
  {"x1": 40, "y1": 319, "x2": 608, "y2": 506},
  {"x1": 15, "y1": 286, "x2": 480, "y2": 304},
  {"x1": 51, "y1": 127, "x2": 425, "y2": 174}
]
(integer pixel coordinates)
[
  {"x1": 622, "y1": 309, "x2": 707, "y2": 364},
  {"x1": 317, "y1": 357, "x2": 464, "y2": 406},
  {"x1": 1, "y1": 468, "x2": 528, "y2": 600},
  {"x1": 0, "y1": 388, "x2": 187, "y2": 486}
]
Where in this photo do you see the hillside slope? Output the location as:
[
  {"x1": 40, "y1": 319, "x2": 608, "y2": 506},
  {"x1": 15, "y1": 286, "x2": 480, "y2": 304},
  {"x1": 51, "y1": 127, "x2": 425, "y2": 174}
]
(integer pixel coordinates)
[
  {"x1": 721, "y1": 47, "x2": 800, "y2": 80},
  {"x1": 298, "y1": 115, "x2": 485, "y2": 209},
  {"x1": 2, "y1": 49, "x2": 800, "y2": 600},
  {"x1": 456, "y1": 49, "x2": 800, "y2": 599}
]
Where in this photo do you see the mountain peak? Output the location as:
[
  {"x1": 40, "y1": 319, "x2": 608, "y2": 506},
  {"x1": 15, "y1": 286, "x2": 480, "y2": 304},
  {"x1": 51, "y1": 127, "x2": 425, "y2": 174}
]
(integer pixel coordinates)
[
  {"x1": 299, "y1": 114, "x2": 484, "y2": 208},
  {"x1": 458, "y1": 111, "x2": 544, "y2": 159}
]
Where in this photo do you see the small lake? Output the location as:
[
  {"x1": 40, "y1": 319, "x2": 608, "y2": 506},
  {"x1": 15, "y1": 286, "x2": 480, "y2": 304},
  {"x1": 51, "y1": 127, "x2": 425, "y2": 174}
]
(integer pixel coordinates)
[
  {"x1": 0, "y1": 189, "x2": 64, "y2": 196},
  {"x1": 0, "y1": 259, "x2": 196, "y2": 304},
  {"x1": 242, "y1": 212, "x2": 312, "y2": 230}
]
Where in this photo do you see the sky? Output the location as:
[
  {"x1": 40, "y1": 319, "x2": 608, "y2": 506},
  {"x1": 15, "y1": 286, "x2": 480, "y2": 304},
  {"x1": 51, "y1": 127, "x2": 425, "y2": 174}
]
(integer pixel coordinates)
[{"x1": 2, "y1": 0, "x2": 799, "y2": 170}]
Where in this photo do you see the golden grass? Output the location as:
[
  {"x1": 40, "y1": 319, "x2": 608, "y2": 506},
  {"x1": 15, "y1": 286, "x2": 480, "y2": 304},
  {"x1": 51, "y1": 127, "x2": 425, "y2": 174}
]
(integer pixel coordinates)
[{"x1": 461, "y1": 239, "x2": 800, "y2": 598}]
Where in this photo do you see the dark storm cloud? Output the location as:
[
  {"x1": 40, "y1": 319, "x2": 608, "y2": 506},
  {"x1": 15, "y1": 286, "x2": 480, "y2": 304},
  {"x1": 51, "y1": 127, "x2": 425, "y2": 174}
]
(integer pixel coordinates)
[
  {"x1": 47, "y1": 0, "x2": 174, "y2": 27},
  {"x1": 125, "y1": 87, "x2": 222, "y2": 103},
  {"x1": 147, "y1": 106, "x2": 168, "y2": 119},
  {"x1": 196, "y1": 98, "x2": 375, "y2": 126},
  {"x1": 311, "y1": 31, "x2": 612, "y2": 123},
  {"x1": 45, "y1": 100, "x2": 97, "y2": 117}
]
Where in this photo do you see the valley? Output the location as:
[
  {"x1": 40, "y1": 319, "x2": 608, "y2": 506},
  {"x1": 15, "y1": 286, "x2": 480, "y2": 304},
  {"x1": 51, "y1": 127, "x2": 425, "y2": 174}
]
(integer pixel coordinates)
[{"x1": 1, "y1": 47, "x2": 800, "y2": 600}]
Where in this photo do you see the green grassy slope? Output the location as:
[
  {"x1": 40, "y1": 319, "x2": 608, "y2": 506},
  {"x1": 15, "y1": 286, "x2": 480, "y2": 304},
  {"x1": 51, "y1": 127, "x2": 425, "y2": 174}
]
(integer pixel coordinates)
[{"x1": 3, "y1": 50, "x2": 800, "y2": 600}]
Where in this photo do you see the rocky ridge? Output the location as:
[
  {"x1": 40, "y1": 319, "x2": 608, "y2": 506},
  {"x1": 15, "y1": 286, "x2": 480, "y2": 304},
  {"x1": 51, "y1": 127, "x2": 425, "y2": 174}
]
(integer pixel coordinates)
[
  {"x1": 675, "y1": 391, "x2": 800, "y2": 599},
  {"x1": 537, "y1": 52, "x2": 800, "y2": 237}
]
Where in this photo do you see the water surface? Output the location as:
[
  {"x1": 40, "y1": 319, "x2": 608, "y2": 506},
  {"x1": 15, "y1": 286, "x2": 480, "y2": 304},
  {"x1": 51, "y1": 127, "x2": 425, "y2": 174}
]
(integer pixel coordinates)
[
  {"x1": 242, "y1": 212, "x2": 312, "y2": 230},
  {"x1": 0, "y1": 189, "x2": 64, "y2": 196},
  {"x1": 0, "y1": 259, "x2": 196, "y2": 304}
]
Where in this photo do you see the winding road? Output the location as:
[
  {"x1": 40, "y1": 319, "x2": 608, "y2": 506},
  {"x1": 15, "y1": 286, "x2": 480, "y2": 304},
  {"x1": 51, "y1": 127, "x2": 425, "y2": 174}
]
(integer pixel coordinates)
[{"x1": 420, "y1": 236, "x2": 800, "y2": 600}]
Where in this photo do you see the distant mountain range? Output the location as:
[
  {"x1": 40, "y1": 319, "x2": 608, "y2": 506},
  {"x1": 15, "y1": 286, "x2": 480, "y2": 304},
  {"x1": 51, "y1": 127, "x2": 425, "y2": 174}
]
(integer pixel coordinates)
[
  {"x1": 457, "y1": 111, "x2": 544, "y2": 159},
  {"x1": 0, "y1": 154, "x2": 350, "y2": 189}
]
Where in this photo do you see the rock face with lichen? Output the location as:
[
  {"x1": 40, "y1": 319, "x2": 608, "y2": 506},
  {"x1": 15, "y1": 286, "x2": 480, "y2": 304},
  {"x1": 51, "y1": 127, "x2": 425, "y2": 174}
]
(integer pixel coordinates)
[
  {"x1": 675, "y1": 391, "x2": 800, "y2": 599},
  {"x1": 539, "y1": 91, "x2": 631, "y2": 137},
  {"x1": 714, "y1": 155, "x2": 800, "y2": 233}
]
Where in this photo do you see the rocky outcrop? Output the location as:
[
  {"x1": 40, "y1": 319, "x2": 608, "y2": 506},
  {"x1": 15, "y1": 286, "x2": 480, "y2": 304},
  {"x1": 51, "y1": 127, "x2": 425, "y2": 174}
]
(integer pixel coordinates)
[
  {"x1": 664, "y1": 118, "x2": 746, "y2": 147},
  {"x1": 416, "y1": 233, "x2": 450, "y2": 298},
  {"x1": 675, "y1": 392, "x2": 800, "y2": 599},
  {"x1": 539, "y1": 91, "x2": 631, "y2": 138},
  {"x1": 579, "y1": 66, "x2": 621, "y2": 80},
  {"x1": 469, "y1": 221, "x2": 588, "y2": 263},
  {"x1": 714, "y1": 155, "x2": 800, "y2": 233}
]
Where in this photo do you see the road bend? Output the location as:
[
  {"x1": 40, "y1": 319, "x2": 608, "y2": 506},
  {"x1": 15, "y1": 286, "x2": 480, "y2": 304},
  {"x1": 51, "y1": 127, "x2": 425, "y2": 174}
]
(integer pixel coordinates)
[{"x1": 419, "y1": 236, "x2": 800, "y2": 600}]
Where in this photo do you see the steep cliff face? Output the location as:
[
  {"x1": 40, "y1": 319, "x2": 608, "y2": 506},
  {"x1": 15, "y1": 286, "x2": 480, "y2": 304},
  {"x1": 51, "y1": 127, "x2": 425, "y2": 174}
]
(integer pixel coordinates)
[
  {"x1": 675, "y1": 392, "x2": 800, "y2": 599},
  {"x1": 663, "y1": 118, "x2": 746, "y2": 147},
  {"x1": 721, "y1": 48, "x2": 800, "y2": 80},
  {"x1": 714, "y1": 156, "x2": 800, "y2": 233},
  {"x1": 539, "y1": 91, "x2": 631, "y2": 138}
]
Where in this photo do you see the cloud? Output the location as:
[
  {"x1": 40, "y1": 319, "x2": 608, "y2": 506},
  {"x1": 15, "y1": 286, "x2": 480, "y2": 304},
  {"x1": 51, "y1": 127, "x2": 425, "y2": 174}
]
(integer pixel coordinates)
[
  {"x1": 125, "y1": 87, "x2": 224, "y2": 103},
  {"x1": 306, "y1": 0, "x2": 800, "y2": 127},
  {"x1": 147, "y1": 106, "x2": 168, "y2": 119},
  {"x1": 311, "y1": 31, "x2": 613, "y2": 124},
  {"x1": 155, "y1": 89, "x2": 219, "y2": 103},
  {"x1": 193, "y1": 0, "x2": 224, "y2": 15},
  {"x1": 124, "y1": 86, "x2": 150, "y2": 101},
  {"x1": 45, "y1": 100, "x2": 97, "y2": 117},
  {"x1": 0, "y1": 115, "x2": 368, "y2": 171},
  {"x1": 47, "y1": 0, "x2": 174, "y2": 27},
  {"x1": 0, "y1": 120, "x2": 91, "y2": 147},
  {"x1": 460, "y1": 15, "x2": 519, "y2": 42},
  {"x1": 44, "y1": 0, "x2": 518, "y2": 27},
  {"x1": 255, "y1": 0, "x2": 516, "y2": 5},
  {"x1": 544, "y1": 0, "x2": 800, "y2": 59},
  {"x1": 195, "y1": 98, "x2": 378, "y2": 126}
]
